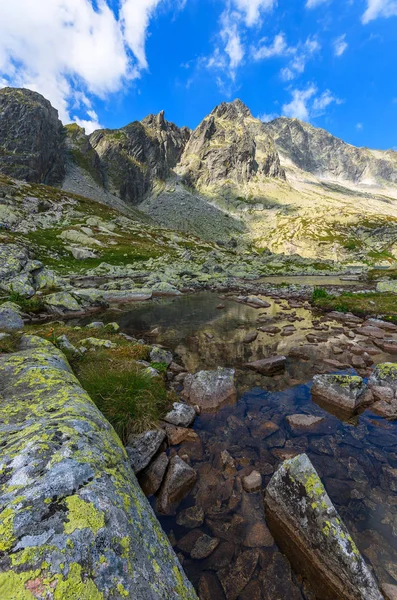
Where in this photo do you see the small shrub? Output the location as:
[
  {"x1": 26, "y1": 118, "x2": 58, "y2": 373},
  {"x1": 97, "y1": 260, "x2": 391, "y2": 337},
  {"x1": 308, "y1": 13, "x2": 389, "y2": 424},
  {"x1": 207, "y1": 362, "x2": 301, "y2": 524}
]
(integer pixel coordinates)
[
  {"x1": 76, "y1": 360, "x2": 170, "y2": 442},
  {"x1": 312, "y1": 287, "x2": 331, "y2": 301},
  {"x1": 7, "y1": 290, "x2": 45, "y2": 314}
]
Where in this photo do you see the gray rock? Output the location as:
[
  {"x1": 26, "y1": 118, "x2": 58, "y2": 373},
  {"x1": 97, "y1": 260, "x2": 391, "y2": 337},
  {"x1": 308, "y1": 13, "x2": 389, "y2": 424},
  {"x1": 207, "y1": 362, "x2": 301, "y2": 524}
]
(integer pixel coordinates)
[
  {"x1": 369, "y1": 363, "x2": 397, "y2": 391},
  {"x1": 182, "y1": 367, "x2": 237, "y2": 411},
  {"x1": 150, "y1": 346, "x2": 173, "y2": 366},
  {"x1": 44, "y1": 291, "x2": 81, "y2": 314},
  {"x1": 126, "y1": 429, "x2": 166, "y2": 474},
  {"x1": 157, "y1": 456, "x2": 197, "y2": 515},
  {"x1": 311, "y1": 374, "x2": 369, "y2": 412},
  {"x1": 70, "y1": 247, "x2": 98, "y2": 260},
  {"x1": 190, "y1": 534, "x2": 219, "y2": 559},
  {"x1": 85, "y1": 321, "x2": 105, "y2": 329},
  {"x1": 265, "y1": 454, "x2": 383, "y2": 600},
  {"x1": 56, "y1": 334, "x2": 81, "y2": 356},
  {"x1": 0, "y1": 306, "x2": 24, "y2": 332},
  {"x1": 138, "y1": 452, "x2": 169, "y2": 497},
  {"x1": 176, "y1": 505, "x2": 205, "y2": 529},
  {"x1": 0, "y1": 336, "x2": 197, "y2": 599},
  {"x1": 164, "y1": 402, "x2": 196, "y2": 427}
]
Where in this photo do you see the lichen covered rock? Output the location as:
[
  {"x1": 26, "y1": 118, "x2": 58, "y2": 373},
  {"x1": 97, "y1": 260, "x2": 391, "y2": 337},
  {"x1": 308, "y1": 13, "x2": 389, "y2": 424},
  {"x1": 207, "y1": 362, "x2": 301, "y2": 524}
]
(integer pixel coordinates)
[
  {"x1": 0, "y1": 305, "x2": 24, "y2": 332},
  {"x1": 311, "y1": 374, "x2": 369, "y2": 414},
  {"x1": 265, "y1": 453, "x2": 383, "y2": 600},
  {"x1": 182, "y1": 367, "x2": 237, "y2": 411},
  {"x1": 44, "y1": 291, "x2": 82, "y2": 314},
  {"x1": 0, "y1": 336, "x2": 197, "y2": 599}
]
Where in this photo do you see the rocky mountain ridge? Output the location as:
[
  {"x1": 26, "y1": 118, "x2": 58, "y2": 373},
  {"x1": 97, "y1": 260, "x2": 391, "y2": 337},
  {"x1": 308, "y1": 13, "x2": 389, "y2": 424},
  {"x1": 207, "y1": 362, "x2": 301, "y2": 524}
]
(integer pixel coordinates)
[{"x1": 1, "y1": 87, "x2": 397, "y2": 264}]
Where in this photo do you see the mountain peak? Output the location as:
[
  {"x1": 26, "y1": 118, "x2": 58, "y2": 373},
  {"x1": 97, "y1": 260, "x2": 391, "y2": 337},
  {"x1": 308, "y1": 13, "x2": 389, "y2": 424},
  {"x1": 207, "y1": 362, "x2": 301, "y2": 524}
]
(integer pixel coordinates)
[{"x1": 211, "y1": 99, "x2": 252, "y2": 120}]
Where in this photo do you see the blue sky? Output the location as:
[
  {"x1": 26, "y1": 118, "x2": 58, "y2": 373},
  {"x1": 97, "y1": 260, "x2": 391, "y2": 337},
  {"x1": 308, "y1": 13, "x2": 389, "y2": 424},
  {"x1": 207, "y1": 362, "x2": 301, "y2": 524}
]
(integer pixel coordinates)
[{"x1": 0, "y1": 0, "x2": 396, "y2": 150}]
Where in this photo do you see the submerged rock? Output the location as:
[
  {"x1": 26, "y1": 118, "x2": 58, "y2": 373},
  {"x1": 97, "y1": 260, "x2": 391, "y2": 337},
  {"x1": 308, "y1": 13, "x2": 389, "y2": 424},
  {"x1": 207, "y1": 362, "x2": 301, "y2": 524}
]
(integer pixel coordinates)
[
  {"x1": 157, "y1": 456, "x2": 197, "y2": 515},
  {"x1": 126, "y1": 429, "x2": 166, "y2": 474},
  {"x1": 182, "y1": 367, "x2": 237, "y2": 411},
  {"x1": 265, "y1": 453, "x2": 383, "y2": 600},
  {"x1": 244, "y1": 356, "x2": 286, "y2": 375},
  {"x1": 0, "y1": 336, "x2": 197, "y2": 599}
]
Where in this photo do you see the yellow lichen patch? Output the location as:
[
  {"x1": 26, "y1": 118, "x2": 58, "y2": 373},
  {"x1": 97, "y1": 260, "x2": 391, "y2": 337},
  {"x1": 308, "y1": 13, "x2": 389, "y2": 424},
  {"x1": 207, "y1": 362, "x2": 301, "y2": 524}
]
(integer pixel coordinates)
[
  {"x1": 53, "y1": 563, "x2": 103, "y2": 600},
  {"x1": 64, "y1": 495, "x2": 105, "y2": 535},
  {"x1": 0, "y1": 507, "x2": 15, "y2": 552},
  {"x1": 0, "y1": 570, "x2": 39, "y2": 600},
  {"x1": 303, "y1": 472, "x2": 324, "y2": 498}
]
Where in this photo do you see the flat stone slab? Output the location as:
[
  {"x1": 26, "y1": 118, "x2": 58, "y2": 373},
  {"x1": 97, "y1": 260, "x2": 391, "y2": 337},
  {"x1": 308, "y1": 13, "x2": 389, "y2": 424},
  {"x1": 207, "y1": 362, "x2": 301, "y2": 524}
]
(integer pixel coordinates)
[
  {"x1": 244, "y1": 356, "x2": 286, "y2": 375},
  {"x1": 126, "y1": 429, "x2": 166, "y2": 474},
  {"x1": 286, "y1": 414, "x2": 325, "y2": 434},
  {"x1": 265, "y1": 454, "x2": 383, "y2": 600},
  {"x1": 311, "y1": 374, "x2": 369, "y2": 412}
]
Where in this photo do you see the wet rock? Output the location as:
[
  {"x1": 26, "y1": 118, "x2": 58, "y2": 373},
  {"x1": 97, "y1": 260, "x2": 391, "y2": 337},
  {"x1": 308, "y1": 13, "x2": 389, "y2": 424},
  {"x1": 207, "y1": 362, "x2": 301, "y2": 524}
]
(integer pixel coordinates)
[
  {"x1": 249, "y1": 420, "x2": 279, "y2": 439},
  {"x1": 265, "y1": 453, "x2": 383, "y2": 600},
  {"x1": 164, "y1": 423, "x2": 199, "y2": 445},
  {"x1": 218, "y1": 549, "x2": 260, "y2": 600},
  {"x1": 219, "y1": 449, "x2": 237, "y2": 476},
  {"x1": 244, "y1": 356, "x2": 286, "y2": 375},
  {"x1": 382, "y1": 583, "x2": 397, "y2": 600},
  {"x1": 126, "y1": 429, "x2": 166, "y2": 474},
  {"x1": 164, "y1": 402, "x2": 196, "y2": 427},
  {"x1": 311, "y1": 374, "x2": 369, "y2": 412},
  {"x1": 177, "y1": 529, "x2": 203, "y2": 554},
  {"x1": 198, "y1": 572, "x2": 226, "y2": 600},
  {"x1": 176, "y1": 505, "x2": 204, "y2": 529},
  {"x1": 242, "y1": 470, "x2": 262, "y2": 493},
  {"x1": 182, "y1": 367, "x2": 237, "y2": 411},
  {"x1": 202, "y1": 540, "x2": 235, "y2": 571},
  {"x1": 0, "y1": 305, "x2": 24, "y2": 332},
  {"x1": 243, "y1": 521, "x2": 274, "y2": 548},
  {"x1": 156, "y1": 456, "x2": 197, "y2": 515},
  {"x1": 239, "y1": 580, "x2": 262, "y2": 600},
  {"x1": 138, "y1": 452, "x2": 169, "y2": 496},
  {"x1": 286, "y1": 414, "x2": 325, "y2": 434},
  {"x1": 150, "y1": 346, "x2": 173, "y2": 366},
  {"x1": 191, "y1": 534, "x2": 220, "y2": 559},
  {"x1": 243, "y1": 331, "x2": 258, "y2": 343},
  {"x1": 260, "y1": 552, "x2": 303, "y2": 600}
]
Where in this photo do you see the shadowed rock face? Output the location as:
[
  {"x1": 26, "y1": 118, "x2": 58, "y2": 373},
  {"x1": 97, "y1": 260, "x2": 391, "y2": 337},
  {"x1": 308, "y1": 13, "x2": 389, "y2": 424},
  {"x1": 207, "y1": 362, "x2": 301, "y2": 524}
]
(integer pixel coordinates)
[
  {"x1": 0, "y1": 88, "x2": 65, "y2": 184},
  {"x1": 0, "y1": 335, "x2": 197, "y2": 599},
  {"x1": 263, "y1": 116, "x2": 397, "y2": 184},
  {"x1": 89, "y1": 111, "x2": 190, "y2": 205},
  {"x1": 179, "y1": 99, "x2": 285, "y2": 188}
]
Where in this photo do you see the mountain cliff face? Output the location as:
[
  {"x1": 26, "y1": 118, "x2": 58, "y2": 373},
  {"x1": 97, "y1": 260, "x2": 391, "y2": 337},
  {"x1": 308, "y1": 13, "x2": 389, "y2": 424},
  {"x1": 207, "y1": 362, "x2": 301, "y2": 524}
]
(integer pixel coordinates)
[
  {"x1": 0, "y1": 87, "x2": 65, "y2": 185},
  {"x1": 89, "y1": 111, "x2": 190, "y2": 205},
  {"x1": 263, "y1": 117, "x2": 397, "y2": 185},
  {"x1": 179, "y1": 99, "x2": 285, "y2": 189}
]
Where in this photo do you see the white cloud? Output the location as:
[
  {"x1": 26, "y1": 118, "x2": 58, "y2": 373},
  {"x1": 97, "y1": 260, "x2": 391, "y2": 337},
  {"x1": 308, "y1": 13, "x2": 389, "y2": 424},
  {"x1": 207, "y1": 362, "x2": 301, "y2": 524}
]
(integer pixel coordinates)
[
  {"x1": 259, "y1": 111, "x2": 279, "y2": 122},
  {"x1": 232, "y1": 0, "x2": 277, "y2": 27},
  {"x1": 0, "y1": 0, "x2": 168, "y2": 130},
  {"x1": 356, "y1": 122, "x2": 363, "y2": 130},
  {"x1": 362, "y1": 0, "x2": 397, "y2": 23},
  {"x1": 253, "y1": 33, "x2": 289, "y2": 60},
  {"x1": 334, "y1": 34, "x2": 348, "y2": 57},
  {"x1": 220, "y1": 12, "x2": 245, "y2": 70},
  {"x1": 253, "y1": 34, "x2": 320, "y2": 80},
  {"x1": 283, "y1": 86, "x2": 342, "y2": 120},
  {"x1": 306, "y1": 0, "x2": 328, "y2": 7}
]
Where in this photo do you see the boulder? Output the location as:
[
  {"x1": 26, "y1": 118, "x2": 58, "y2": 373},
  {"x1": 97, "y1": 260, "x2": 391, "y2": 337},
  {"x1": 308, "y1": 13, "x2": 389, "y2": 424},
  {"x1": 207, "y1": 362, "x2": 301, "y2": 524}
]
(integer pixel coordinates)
[
  {"x1": 244, "y1": 356, "x2": 286, "y2": 375},
  {"x1": 311, "y1": 374, "x2": 369, "y2": 412},
  {"x1": 176, "y1": 505, "x2": 205, "y2": 529},
  {"x1": 126, "y1": 429, "x2": 166, "y2": 474},
  {"x1": 151, "y1": 282, "x2": 182, "y2": 296},
  {"x1": 243, "y1": 331, "x2": 258, "y2": 343},
  {"x1": 245, "y1": 296, "x2": 271, "y2": 308},
  {"x1": 286, "y1": 414, "x2": 325, "y2": 434},
  {"x1": 164, "y1": 402, "x2": 196, "y2": 427},
  {"x1": 0, "y1": 336, "x2": 197, "y2": 599},
  {"x1": 80, "y1": 337, "x2": 116, "y2": 349},
  {"x1": 182, "y1": 367, "x2": 237, "y2": 411},
  {"x1": 70, "y1": 246, "x2": 97, "y2": 260},
  {"x1": 377, "y1": 281, "x2": 397, "y2": 293},
  {"x1": 217, "y1": 549, "x2": 260, "y2": 600},
  {"x1": 138, "y1": 452, "x2": 169, "y2": 497},
  {"x1": 265, "y1": 454, "x2": 383, "y2": 600},
  {"x1": 44, "y1": 291, "x2": 81, "y2": 314},
  {"x1": 56, "y1": 334, "x2": 81, "y2": 356},
  {"x1": 156, "y1": 456, "x2": 197, "y2": 515},
  {"x1": 0, "y1": 306, "x2": 24, "y2": 332},
  {"x1": 369, "y1": 363, "x2": 397, "y2": 392},
  {"x1": 150, "y1": 346, "x2": 173, "y2": 366},
  {"x1": 190, "y1": 534, "x2": 219, "y2": 559}
]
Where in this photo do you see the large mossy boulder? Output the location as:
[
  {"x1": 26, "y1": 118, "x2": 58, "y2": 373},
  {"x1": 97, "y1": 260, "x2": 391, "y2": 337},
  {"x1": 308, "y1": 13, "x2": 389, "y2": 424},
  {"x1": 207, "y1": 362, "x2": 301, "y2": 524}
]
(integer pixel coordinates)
[
  {"x1": 0, "y1": 336, "x2": 197, "y2": 599},
  {"x1": 265, "y1": 454, "x2": 383, "y2": 600}
]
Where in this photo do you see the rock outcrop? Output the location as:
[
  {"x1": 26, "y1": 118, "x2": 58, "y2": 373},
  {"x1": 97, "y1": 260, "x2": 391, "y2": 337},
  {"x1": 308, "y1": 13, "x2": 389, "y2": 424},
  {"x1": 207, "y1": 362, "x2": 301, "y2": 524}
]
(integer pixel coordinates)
[
  {"x1": 265, "y1": 453, "x2": 383, "y2": 600},
  {"x1": 178, "y1": 99, "x2": 285, "y2": 190},
  {"x1": 90, "y1": 111, "x2": 190, "y2": 205},
  {"x1": 0, "y1": 88, "x2": 65, "y2": 184},
  {"x1": 263, "y1": 116, "x2": 397, "y2": 185},
  {"x1": 0, "y1": 336, "x2": 197, "y2": 599}
]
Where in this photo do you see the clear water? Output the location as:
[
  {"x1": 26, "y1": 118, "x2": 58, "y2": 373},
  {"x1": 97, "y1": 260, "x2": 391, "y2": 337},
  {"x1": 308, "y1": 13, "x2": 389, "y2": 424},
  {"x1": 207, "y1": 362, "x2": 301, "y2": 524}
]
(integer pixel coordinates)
[{"x1": 91, "y1": 292, "x2": 397, "y2": 598}]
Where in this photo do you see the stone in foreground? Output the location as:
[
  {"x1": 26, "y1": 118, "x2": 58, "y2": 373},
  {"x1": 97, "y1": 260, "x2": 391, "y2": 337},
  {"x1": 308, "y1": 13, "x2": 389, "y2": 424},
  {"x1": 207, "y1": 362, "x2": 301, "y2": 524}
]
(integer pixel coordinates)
[
  {"x1": 265, "y1": 453, "x2": 383, "y2": 600},
  {"x1": 0, "y1": 336, "x2": 197, "y2": 599},
  {"x1": 138, "y1": 452, "x2": 169, "y2": 497},
  {"x1": 369, "y1": 363, "x2": 397, "y2": 391},
  {"x1": 244, "y1": 356, "x2": 286, "y2": 375},
  {"x1": 164, "y1": 402, "x2": 196, "y2": 427},
  {"x1": 182, "y1": 367, "x2": 237, "y2": 411},
  {"x1": 157, "y1": 456, "x2": 197, "y2": 515},
  {"x1": 311, "y1": 374, "x2": 369, "y2": 413},
  {"x1": 126, "y1": 429, "x2": 166, "y2": 474},
  {"x1": 0, "y1": 305, "x2": 24, "y2": 332}
]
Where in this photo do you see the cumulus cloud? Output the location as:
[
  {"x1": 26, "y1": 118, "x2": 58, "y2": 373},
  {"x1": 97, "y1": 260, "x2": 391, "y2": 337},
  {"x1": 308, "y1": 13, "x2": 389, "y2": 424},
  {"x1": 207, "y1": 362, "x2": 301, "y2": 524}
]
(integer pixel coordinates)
[
  {"x1": 0, "y1": 0, "x2": 167, "y2": 131},
  {"x1": 232, "y1": 0, "x2": 277, "y2": 27},
  {"x1": 282, "y1": 86, "x2": 342, "y2": 120},
  {"x1": 362, "y1": 0, "x2": 397, "y2": 23},
  {"x1": 253, "y1": 34, "x2": 320, "y2": 82},
  {"x1": 334, "y1": 34, "x2": 348, "y2": 57},
  {"x1": 253, "y1": 34, "x2": 289, "y2": 60}
]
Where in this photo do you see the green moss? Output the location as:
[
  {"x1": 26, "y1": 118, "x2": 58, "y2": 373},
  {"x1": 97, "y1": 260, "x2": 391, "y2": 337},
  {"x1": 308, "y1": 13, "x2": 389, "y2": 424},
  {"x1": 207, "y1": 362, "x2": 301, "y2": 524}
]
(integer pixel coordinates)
[
  {"x1": 64, "y1": 495, "x2": 105, "y2": 535},
  {"x1": 0, "y1": 507, "x2": 15, "y2": 552}
]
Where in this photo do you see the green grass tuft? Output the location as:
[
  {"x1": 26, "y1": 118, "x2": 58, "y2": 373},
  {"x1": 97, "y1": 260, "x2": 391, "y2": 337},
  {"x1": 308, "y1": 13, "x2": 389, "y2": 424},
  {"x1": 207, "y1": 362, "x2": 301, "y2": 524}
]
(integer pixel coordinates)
[{"x1": 312, "y1": 287, "x2": 331, "y2": 301}]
